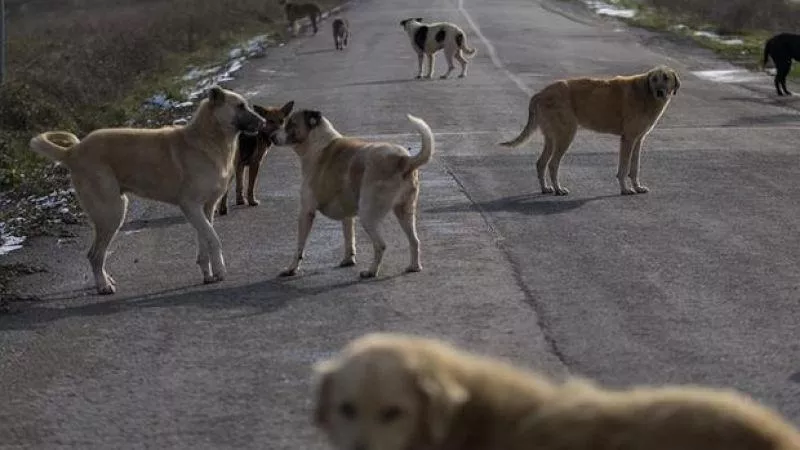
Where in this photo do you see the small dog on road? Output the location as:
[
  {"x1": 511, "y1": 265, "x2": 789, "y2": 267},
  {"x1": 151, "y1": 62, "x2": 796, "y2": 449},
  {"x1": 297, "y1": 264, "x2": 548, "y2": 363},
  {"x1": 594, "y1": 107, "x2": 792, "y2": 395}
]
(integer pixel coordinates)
[
  {"x1": 762, "y1": 32, "x2": 800, "y2": 96},
  {"x1": 332, "y1": 18, "x2": 349, "y2": 50},
  {"x1": 313, "y1": 333, "x2": 800, "y2": 450},
  {"x1": 400, "y1": 18, "x2": 477, "y2": 79},
  {"x1": 270, "y1": 110, "x2": 434, "y2": 279},
  {"x1": 218, "y1": 101, "x2": 295, "y2": 216},
  {"x1": 500, "y1": 66, "x2": 680, "y2": 196},
  {"x1": 29, "y1": 87, "x2": 265, "y2": 295}
]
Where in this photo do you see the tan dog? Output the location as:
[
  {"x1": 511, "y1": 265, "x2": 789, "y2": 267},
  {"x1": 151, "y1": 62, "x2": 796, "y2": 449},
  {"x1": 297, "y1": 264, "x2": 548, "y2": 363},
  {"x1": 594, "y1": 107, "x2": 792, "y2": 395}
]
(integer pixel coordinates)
[
  {"x1": 279, "y1": 0, "x2": 322, "y2": 35},
  {"x1": 218, "y1": 101, "x2": 294, "y2": 216},
  {"x1": 270, "y1": 110, "x2": 434, "y2": 278},
  {"x1": 313, "y1": 333, "x2": 800, "y2": 450},
  {"x1": 29, "y1": 87, "x2": 266, "y2": 295},
  {"x1": 500, "y1": 65, "x2": 680, "y2": 196}
]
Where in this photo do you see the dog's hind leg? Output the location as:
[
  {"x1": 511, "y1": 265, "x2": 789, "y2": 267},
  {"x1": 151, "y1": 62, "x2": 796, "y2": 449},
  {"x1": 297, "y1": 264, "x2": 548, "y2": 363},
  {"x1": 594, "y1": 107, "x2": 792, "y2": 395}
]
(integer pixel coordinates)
[
  {"x1": 775, "y1": 60, "x2": 792, "y2": 95},
  {"x1": 358, "y1": 194, "x2": 393, "y2": 278},
  {"x1": 537, "y1": 136, "x2": 556, "y2": 194},
  {"x1": 182, "y1": 202, "x2": 225, "y2": 283},
  {"x1": 75, "y1": 174, "x2": 127, "y2": 295},
  {"x1": 628, "y1": 136, "x2": 649, "y2": 194},
  {"x1": 548, "y1": 125, "x2": 577, "y2": 196},
  {"x1": 339, "y1": 217, "x2": 357, "y2": 267},
  {"x1": 394, "y1": 196, "x2": 421, "y2": 273},
  {"x1": 440, "y1": 48, "x2": 456, "y2": 79},
  {"x1": 455, "y1": 49, "x2": 468, "y2": 78},
  {"x1": 617, "y1": 136, "x2": 638, "y2": 195}
]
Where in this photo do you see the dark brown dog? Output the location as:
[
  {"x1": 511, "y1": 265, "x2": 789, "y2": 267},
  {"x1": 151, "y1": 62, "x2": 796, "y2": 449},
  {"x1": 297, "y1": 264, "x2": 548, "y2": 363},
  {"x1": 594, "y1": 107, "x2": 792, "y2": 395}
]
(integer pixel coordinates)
[{"x1": 218, "y1": 101, "x2": 294, "y2": 216}]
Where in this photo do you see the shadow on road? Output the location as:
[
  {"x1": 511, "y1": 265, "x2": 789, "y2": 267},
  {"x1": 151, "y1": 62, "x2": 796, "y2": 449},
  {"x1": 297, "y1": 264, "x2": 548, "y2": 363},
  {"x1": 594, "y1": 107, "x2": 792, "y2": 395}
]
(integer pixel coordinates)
[
  {"x1": 0, "y1": 276, "x2": 370, "y2": 331},
  {"x1": 296, "y1": 48, "x2": 337, "y2": 56},
  {"x1": 721, "y1": 113, "x2": 800, "y2": 127},
  {"x1": 339, "y1": 78, "x2": 420, "y2": 88},
  {"x1": 121, "y1": 215, "x2": 187, "y2": 232},
  {"x1": 426, "y1": 193, "x2": 619, "y2": 216}
]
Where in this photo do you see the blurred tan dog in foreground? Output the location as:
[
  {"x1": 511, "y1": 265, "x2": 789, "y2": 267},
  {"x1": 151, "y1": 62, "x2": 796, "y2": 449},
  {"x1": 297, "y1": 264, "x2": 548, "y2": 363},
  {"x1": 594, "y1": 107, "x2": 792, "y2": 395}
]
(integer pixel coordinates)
[
  {"x1": 312, "y1": 333, "x2": 800, "y2": 450},
  {"x1": 500, "y1": 65, "x2": 680, "y2": 196},
  {"x1": 29, "y1": 87, "x2": 265, "y2": 295}
]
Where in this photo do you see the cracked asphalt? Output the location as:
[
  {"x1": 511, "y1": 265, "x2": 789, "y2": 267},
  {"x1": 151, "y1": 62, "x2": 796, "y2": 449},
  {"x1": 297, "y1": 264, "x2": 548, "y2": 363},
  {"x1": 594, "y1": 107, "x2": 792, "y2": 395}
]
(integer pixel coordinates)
[{"x1": 1, "y1": 0, "x2": 799, "y2": 447}]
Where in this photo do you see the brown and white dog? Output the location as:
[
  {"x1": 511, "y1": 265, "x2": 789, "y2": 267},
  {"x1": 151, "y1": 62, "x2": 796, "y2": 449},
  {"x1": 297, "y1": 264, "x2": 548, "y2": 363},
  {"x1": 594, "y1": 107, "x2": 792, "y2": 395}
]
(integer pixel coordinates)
[
  {"x1": 29, "y1": 87, "x2": 265, "y2": 294},
  {"x1": 218, "y1": 101, "x2": 294, "y2": 216},
  {"x1": 270, "y1": 110, "x2": 434, "y2": 279},
  {"x1": 332, "y1": 18, "x2": 350, "y2": 50},
  {"x1": 313, "y1": 333, "x2": 800, "y2": 450},
  {"x1": 400, "y1": 18, "x2": 477, "y2": 79},
  {"x1": 500, "y1": 66, "x2": 680, "y2": 196}
]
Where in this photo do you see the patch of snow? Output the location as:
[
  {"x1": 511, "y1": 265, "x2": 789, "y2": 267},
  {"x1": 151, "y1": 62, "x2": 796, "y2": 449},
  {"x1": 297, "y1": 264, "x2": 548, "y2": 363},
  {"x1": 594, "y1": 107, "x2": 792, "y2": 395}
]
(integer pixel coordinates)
[
  {"x1": 691, "y1": 69, "x2": 766, "y2": 83},
  {"x1": 583, "y1": 0, "x2": 637, "y2": 19},
  {"x1": 0, "y1": 223, "x2": 26, "y2": 256},
  {"x1": 693, "y1": 30, "x2": 744, "y2": 46}
]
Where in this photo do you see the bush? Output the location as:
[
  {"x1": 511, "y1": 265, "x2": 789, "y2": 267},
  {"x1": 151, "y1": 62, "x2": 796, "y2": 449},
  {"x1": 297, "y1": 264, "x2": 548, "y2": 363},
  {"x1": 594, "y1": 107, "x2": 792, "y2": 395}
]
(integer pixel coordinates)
[{"x1": 647, "y1": 0, "x2": 800, "y2": 35}]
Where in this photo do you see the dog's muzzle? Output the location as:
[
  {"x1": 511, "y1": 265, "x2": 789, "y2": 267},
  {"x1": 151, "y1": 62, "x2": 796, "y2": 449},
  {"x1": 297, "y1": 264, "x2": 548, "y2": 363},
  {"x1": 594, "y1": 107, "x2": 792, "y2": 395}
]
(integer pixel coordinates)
[{"x1": 655, "y1": 89, "x2": 667, "y2": 99}]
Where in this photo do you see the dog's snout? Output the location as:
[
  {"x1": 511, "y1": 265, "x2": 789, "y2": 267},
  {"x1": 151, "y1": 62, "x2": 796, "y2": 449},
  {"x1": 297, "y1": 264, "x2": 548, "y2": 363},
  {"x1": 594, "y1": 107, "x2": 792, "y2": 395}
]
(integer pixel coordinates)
[{"x1": 656, "y1": 89, "x2": 666, "y2": 98}]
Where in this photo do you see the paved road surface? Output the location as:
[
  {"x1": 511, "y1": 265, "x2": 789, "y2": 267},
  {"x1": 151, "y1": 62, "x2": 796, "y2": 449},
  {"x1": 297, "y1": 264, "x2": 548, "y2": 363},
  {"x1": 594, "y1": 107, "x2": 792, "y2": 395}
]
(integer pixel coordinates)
[{"x1": 2, "y1": 0, "x2": 799, "y2": 447}]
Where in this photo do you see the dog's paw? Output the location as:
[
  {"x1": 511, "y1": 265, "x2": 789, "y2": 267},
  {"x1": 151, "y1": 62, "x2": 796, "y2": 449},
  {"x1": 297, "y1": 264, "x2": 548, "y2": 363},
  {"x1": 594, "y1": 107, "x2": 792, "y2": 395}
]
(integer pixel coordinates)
[
  {"x1": 279, "y1": 268, "x2": 298, "y2": 277},
  {"x1": 404, "y1": 264, "x2": 422, "y2": 273},
  {"x1": 633, "y1": 185, "x2": 650, "y2": 194},
  {"x1": 97, "y1": 284, "x2": 116, "y2": 295},
  {"x1": 203, "y1": 274, "x2": 224, "y2": 284},
  {"x1": 359, "y1": 270, "x2": 377, "y2": 279},
  {"x1": 247, "y1": 198, "x2": 260, "y2": 207},
  {"x1": 440, "y1": 75, "x2": 449, "y2": 79},
  {"x1": 339, "y1": 257, "x2": 356, "y2": 267},
  {"x1": 554, "y1": 187, "x2": 570, "y2": 196},
  {"x1": 235, "y1": 197, "x2": 246, "y2": 206},
  {"x1": 621, "y1": 188, "x2": 637, "y2": 196},
  {"x1": 415, "y1": 75, "x2": 423, "y2": 79},
  {"x1": 458, "y1": 74, "x2": 466, "y2": 78},
  {"x1": 541, "y1": 186, "x2": 555, "y2": 194}
]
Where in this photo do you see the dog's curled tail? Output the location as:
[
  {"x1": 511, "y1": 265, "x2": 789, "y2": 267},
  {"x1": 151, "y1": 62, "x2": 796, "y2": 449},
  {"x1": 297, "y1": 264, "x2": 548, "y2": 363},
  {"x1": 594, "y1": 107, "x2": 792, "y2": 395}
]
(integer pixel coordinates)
[
  {"x1": 29, "y1": 131, "x2": 81, "y2": 163},
  {"x1": 499, "y1": 94, "x2": 539, "y2": 148},
  {"x1": 406, "y1": 114, "x2": 434, "y2": 170}
]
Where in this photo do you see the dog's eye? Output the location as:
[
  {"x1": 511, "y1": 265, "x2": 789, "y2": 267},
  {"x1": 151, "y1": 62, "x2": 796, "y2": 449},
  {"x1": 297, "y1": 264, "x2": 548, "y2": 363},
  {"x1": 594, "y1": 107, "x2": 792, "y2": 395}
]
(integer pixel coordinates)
[
  {"x1": 379, "y1": 406, "x2": 403, "y2": 423},
  {"x1": 339, "y1": 402, "x2": 357, "y2": 420}
]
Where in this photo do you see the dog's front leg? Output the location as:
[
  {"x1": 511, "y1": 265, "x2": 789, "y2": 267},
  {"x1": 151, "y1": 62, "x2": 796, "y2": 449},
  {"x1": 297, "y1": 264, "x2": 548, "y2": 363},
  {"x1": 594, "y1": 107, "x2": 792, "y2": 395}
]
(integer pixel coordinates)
[
  {"x1": 415, "y1": 52, "x2": 424, "y2": 79},
  {"x1": 617, "y1": 136, "x2": 637, "y2": 195},
  {"x1": 424, "y1": 53, "x2": 435, "y2": 79},
  {"x1": 628, "y1": 136, "x2": 649, "y2": 194},
  {"x1": 235, "y1": 162, "x2": 247, "y2": 206},
  {"x1": 339, "y1": 217, "x2": 357, "y2": 267},
  {"x1": 280, "y1": 200, "x2": 317, "y2": 277},
  {"x1": 183, "y1": 202, "x2": 226, "y2": 283}
]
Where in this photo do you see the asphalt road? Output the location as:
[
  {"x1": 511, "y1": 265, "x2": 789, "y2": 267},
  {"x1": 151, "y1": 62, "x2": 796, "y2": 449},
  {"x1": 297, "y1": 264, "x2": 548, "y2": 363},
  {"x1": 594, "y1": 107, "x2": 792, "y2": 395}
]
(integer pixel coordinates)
[{"x1": 2, "y1": 0, "x2": 799, "y2": 447}]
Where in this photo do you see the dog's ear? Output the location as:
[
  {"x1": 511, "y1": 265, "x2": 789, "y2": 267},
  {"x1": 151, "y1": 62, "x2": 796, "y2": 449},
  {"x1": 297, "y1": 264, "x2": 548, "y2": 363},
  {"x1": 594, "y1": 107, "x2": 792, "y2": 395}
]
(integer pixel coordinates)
[
  {"x1": 281, "y1": 101, "x2": 295, "y2": 116},
  {"x1": 416, "y1": 371, "x2": 469, "y2": 445},
  {"x1": 208, "y1": 86, "x2": 225, "y2": 107},
  {"x1": 305, "y1": 110, "x2": 323, "y2": 128},
  {"x1": 252, "y1": 104, "x2": 269, "y2": 118},
  {"x1": 671, "y1": 69, "x2": 681, "y2": 95},
  {"x1": 311, "y1": 359, "x2": 338, "y2": 429}
]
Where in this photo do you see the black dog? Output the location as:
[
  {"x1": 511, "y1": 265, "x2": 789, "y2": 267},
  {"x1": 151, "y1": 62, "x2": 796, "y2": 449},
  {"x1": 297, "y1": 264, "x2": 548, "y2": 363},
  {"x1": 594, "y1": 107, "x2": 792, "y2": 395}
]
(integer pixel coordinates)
[{"x1": 762, "y1": 33, "x2": 800, "y2": 96}]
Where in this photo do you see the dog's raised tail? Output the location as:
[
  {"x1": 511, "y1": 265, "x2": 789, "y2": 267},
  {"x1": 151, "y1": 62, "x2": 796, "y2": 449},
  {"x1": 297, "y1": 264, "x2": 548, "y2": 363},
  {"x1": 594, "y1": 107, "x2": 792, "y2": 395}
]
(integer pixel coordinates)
[
  {"x1": 499, "y1": 94, "x2": 539, "y2": 148},
  {"x1": 29, "y1": 131, "x2": 81, "y2": 163},
  {"x1": 406, "y1": 114, "x2": 434, "y2": 170}
]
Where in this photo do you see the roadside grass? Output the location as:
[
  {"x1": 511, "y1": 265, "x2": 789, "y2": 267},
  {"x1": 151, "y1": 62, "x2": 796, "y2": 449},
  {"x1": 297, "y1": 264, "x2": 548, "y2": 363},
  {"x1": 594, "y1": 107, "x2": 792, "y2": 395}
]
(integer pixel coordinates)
[{"x1": 571, "y1": 0, "x2": 800, "y2": 76}]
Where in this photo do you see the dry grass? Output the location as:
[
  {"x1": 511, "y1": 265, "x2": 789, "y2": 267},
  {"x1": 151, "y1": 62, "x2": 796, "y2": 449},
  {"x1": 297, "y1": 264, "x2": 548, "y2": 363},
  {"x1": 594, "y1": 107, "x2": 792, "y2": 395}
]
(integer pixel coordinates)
[
  {"x1": 647, "y1": 0, "x2": 800, "y2": 35},
  {"x1": 0, "y1": 0, "x2": 339, "y2": 240}
]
